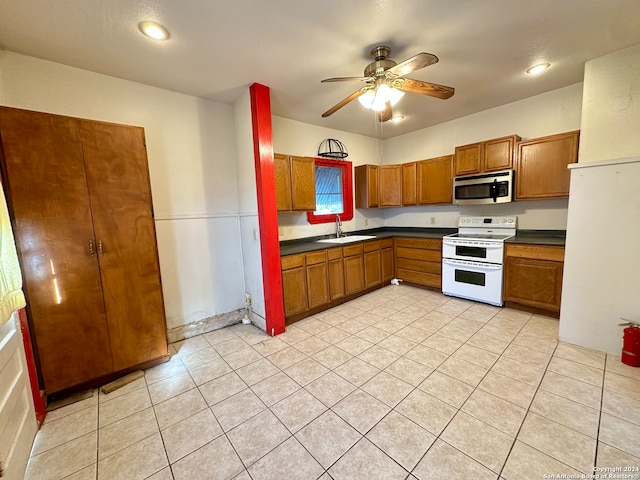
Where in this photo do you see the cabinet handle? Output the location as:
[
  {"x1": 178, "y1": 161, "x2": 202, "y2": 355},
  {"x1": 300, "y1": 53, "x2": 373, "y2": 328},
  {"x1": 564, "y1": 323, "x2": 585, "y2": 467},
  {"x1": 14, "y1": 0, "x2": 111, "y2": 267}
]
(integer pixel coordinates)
[
  {"x1": 89, "y1": 240, "x2": 95, "y2": 256},
  {"x1": 98, "y1": 240, "x2": 104, "y2": 256}
]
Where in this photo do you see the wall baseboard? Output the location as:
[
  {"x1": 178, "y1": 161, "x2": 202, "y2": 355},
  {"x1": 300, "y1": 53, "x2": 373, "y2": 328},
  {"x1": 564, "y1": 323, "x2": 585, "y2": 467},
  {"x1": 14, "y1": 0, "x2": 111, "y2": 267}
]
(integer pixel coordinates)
[{"x1": 167, "y1": 309, "x2": 246, "y2": 344}]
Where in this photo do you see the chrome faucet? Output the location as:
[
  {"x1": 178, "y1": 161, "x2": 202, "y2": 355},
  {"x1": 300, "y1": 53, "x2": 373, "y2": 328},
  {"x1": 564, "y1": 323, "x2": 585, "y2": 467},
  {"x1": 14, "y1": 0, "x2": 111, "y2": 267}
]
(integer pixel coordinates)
[{"x1": 336, "y1": 215, "x2": 344, "y2": 238}]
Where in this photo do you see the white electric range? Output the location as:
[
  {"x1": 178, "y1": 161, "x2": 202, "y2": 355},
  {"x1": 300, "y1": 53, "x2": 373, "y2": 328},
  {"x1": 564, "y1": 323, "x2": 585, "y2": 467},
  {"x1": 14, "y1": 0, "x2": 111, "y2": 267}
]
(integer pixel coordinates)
[{"x1": 441, "y1": 216, "x2": 517, "y2": 306}]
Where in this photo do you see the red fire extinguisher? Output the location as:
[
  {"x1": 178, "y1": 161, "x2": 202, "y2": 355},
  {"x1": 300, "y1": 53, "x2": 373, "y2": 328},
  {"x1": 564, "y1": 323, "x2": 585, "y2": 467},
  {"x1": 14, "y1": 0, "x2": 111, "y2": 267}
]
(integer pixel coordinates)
[{"x1": 621, "y1": 320, "x2": 640, "y2": 367}]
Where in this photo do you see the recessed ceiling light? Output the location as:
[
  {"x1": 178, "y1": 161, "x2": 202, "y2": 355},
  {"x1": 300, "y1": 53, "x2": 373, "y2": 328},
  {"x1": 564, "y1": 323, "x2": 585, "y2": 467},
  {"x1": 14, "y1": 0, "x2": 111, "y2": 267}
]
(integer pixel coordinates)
[
  {"x1": 391, "y1": 115, "x2": 405, "y2": 123},
  {"x1": 139, "y1": 21, "x2": 170, "y2": 41},
  {"x1": 526, "y1": 63, "x2": 550, "y2": 75}
]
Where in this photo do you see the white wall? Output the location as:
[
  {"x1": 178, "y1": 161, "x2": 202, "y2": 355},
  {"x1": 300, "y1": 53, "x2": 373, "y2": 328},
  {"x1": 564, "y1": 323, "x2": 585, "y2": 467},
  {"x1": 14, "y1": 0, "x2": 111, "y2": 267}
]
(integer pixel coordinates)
[
  {"x1": 233, "y1": 90, "x2": 266, "y2": 329},
  {"x1": 0, "y1": 51, "x2": 246, "y2": 330},
  {"x1": 560, "y1": 43, "x2": 640, "y2": 355},
  {"x1": 273, "y1": 116, "x2": 384, "y2": 240},
  {"x1": 578, "y1": 44, "x2": 640, "y2": 163}
]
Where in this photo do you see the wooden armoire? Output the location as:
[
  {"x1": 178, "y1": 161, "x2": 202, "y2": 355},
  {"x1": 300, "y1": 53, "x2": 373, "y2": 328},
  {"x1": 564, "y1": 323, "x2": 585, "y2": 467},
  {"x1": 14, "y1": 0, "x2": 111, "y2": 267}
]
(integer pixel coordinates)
[{"x1": 0, "y1": 107, "x2": 169, "y2": 395}]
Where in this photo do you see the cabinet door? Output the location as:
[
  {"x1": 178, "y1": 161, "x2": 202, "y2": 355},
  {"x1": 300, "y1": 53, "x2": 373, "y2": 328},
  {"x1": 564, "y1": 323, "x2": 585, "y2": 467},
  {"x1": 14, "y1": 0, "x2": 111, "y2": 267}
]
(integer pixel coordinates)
[
  {"x1": 364, "y1": 249, "x2": 382, "y2": 288},
  {"x1": 402, "y1": 162, "x2": 417, "y2": 205},
  {"x1": 379, "y1": 165, "x2": 402, "y2": 207},
  {"x1": 504, "y1": 257, "x2": 564, "y2": 312},
  {"x1": 417, "y1": 156, "x2": 453, "y2": 204},
  {"x1": 290, "y1": 156, "x2": 316, "y2": 211},
  {"x1": 0, "y1": 108, "x2": 114, "y2": 393},
  {"x1": 306, "y1": 262, "x2": 329, "y2": 309},
  {"x1": 80, "y1": 122, "x2": 168, "y2": 371},
  {"x1": 454, "y1": 143, "x2": 482, "y2": 176},
  {"x1": 355, "y1": 165, "x2": 379, "y2": 208},
  {"x1": 381, "y1": 247, "x2": 394, "y2": 283},
  {"x1": 484, "y1": 135, "x2": 520, "y2": 172},
  {"x1": 344, "y1": 255, "x2": 365, "y2": 295},
  {"x1": 282, "y1": 266, "x2": 307, "y2": 317},
  {"x1": 516, "y1": 131, "x2": 579, "y2": 200},
  {"x1": 327, "y1": 248, "x2": 345, "y2": 301},
  {"x1": 274, "y1": 153, "x2": 292, "y2": 211}
]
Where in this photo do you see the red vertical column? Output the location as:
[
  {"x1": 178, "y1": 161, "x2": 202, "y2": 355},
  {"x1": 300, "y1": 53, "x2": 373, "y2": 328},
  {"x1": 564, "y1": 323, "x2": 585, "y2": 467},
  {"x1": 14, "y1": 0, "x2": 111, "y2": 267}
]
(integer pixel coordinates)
[{"x1": 250, "y1": 83, "x2": 285, "y2": 335}]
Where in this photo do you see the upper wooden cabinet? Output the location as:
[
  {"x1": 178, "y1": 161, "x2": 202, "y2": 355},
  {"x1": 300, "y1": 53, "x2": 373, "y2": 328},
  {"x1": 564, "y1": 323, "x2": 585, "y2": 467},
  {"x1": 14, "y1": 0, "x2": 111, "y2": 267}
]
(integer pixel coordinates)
[
  {"x1": 379, "y1": 165, "x2": 402, "y2": 207},
  {"x1": 0, "y1": 107, "x2": 168, "y2": 394},
  {"x1": 355, "y1": 164, "x2": 379, "y2": 208},
  {"x1": 515, "y1": 130, "x2": 580, "y2": 200},
  {"x1": 454, "y1": 135, "x2": 521, "y2": 176},
  {"x1": 417, "y1": 155, "x2": 453, "y2": 205},
  {"x1": 402, "y1": 162, "x2": 417, "y2": 206},
  {"x1": 274, "y1": 154, "x2": 316, "y2": 211}
]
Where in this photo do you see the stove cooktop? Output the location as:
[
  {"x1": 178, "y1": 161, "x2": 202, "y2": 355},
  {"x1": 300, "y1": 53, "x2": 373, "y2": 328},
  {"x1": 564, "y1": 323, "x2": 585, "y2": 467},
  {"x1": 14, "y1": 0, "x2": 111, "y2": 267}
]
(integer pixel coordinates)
[{"x1": 445, "y1": 233, "x2": 514, "y2": 241}]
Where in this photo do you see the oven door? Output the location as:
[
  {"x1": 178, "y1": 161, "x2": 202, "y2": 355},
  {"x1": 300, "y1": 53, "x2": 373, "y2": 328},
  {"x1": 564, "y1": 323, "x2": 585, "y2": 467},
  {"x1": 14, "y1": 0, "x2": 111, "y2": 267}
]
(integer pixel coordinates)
[
  {"x1": 442, "y1": 258, "x2": 504, "y2": 306},
  {"x1": 442, "y1": 240, "x2": 504, "y2": 264}
]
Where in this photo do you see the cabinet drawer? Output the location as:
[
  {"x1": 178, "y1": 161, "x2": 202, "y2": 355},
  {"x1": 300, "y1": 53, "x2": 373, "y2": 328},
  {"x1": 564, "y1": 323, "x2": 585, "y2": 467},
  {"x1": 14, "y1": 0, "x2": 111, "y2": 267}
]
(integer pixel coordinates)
[
  {"x1": 395, "y1": 237, "x2": 442, "y2": 250},
  {"x1": 363, "y1": 240, "x2": 381, "y2": 252},
  {"x1": 380, "y1": 238, "x2": 393, "y2": 249},
  {"x1": 327, "y1": 247, "x2": 343, "y2": 261},
  {"x1": 396, "y1": 258, "x2": 441, "y2": 275},
  {"x1": 281, "y1": 254, "x2": 304, "y2": 270},
  {"x1": 343, "y1": 244, "x2": 364, "y2": 257},
  {"x1": 505, "y1": 244, "x2": 565, "y2": 262},
  {"x1": 397, "y1": 269, "x2": 441, "y2": 288},
  {"x1": 306, "y1": 250, "x2": 327, "y2": 265},
  {"x1": 396, "y1": 246, "x2": 441, "y2": 263}
]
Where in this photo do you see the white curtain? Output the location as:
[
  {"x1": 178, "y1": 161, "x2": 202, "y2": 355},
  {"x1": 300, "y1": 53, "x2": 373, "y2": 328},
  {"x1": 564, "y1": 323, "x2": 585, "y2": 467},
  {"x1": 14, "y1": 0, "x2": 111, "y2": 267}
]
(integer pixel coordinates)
[{"x1": 0, "y1": 186, "x2": 25, "y2": 325}]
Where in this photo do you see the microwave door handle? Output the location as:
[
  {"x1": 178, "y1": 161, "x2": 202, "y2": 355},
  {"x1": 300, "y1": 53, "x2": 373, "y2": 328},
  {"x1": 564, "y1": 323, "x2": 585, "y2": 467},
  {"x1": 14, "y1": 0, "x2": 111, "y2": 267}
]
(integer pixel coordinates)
[{"x1": 490, "y1": 180, "x2": 498, "y2": 203}]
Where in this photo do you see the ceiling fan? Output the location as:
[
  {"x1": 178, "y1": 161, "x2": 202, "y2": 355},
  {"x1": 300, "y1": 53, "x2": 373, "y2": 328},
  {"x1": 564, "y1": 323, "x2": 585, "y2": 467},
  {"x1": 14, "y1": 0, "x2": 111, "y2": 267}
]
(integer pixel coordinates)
[{"x1": 321, "y1": 46, "x2": 455, "y2": 122}]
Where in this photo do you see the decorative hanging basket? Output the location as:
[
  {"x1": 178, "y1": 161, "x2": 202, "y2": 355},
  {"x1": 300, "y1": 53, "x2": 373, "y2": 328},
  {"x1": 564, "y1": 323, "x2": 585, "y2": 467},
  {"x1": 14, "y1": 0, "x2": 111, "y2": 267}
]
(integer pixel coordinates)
[{"x1": 317, "y1": 138, "x2": 348, "y2": 159}]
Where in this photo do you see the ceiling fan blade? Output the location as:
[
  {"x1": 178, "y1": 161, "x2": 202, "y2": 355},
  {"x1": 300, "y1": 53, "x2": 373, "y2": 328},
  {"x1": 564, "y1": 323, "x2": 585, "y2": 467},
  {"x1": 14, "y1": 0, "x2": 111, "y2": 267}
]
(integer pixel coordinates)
[
  {"x1": 377, "y1": 102, "x2": 393, "y2": 122},
  {"x1": 395, "y1": 78, "x2": 455, "y2": 99},
  {"x1": 321, "y1": 77, "x2": 369, "y2": 83},
  {"x1": 387, "y1": 52, "x2": 439, "y2": 77},
  {"x1": 322, "y1": 89, "x2": 365, "y2": 117}
]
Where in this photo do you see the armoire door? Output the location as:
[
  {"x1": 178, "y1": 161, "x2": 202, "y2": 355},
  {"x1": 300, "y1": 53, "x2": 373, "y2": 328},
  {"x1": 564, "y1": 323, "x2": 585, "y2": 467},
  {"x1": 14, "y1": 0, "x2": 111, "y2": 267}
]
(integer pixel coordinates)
[
  {"x1": 0, "y1": 108, "x2": 114, "y2": 393},
  {"x1": 80, "y1": 122, "x2": 168, "y2": 371}
]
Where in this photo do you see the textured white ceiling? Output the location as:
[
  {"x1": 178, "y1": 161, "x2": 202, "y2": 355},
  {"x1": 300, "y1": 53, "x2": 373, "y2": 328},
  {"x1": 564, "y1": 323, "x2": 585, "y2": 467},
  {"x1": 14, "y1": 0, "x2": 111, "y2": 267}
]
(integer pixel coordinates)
[{"x1": 1, "y1": 0, "x2": 640, "y2": 138}]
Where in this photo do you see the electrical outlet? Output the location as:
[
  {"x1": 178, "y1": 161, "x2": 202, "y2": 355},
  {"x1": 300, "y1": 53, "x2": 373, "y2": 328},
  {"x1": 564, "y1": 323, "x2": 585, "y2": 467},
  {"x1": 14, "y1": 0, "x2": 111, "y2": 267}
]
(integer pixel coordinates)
[
  {"x1": 430, "y1": 217, "x2": 436, "y2": 225},
  {"x1": 245, "y1": 292, "x2": 252, "y2": 307},
  {"x1": 364, "y1": 219, "x2": 369, "y2": 226},
  {"x1": 252, "y1": 229, "x2": 258, "y2": 240}
]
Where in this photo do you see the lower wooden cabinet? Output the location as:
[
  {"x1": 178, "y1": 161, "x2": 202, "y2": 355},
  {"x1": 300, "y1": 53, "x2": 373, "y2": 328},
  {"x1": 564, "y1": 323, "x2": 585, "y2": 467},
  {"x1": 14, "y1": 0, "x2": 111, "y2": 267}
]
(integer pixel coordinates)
[
  {"x1": 395, "y1": 238, "x2": 442, "y2": 288},
  {"x1": 381, "y1": 238, "x2": 395, "y2": 283},
  {"x1": 327, "y1": 248, "x2": 345, "y2": 301},
  {"x1": 281, "y1": 254, "x2": 308, "y2": 317},
  {"x1": 305, "y1": 251, "x2": 329, "y2": 309},
  {"x1": 504, "y1": 244, "x2": 565, "y2": 314},
  {"x1": 363, "y1": 241, "x2": 382, "y2": 288},
  {"x1": 344, "y1": 244, "x2": 365, "y2": 295}
]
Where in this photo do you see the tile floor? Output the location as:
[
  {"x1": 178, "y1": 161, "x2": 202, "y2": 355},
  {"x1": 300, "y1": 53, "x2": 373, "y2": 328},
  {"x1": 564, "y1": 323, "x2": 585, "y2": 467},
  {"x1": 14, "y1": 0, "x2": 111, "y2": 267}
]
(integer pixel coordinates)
[{"x1": 25, "y1": 285, "x2": 640, "y2": 480}]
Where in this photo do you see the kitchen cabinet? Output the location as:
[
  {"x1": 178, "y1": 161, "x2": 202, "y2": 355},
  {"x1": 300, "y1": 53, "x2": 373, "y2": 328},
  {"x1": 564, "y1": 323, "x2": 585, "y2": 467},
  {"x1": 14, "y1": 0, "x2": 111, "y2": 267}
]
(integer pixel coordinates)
[
  {"x1": 379, "y1": 165, "x2": 402, "y2": 207},
  {"x1": 504, "y1": 244, "x2": 565, "y2": 314},
  {"x1": 402, "y1": 162, "x2": 417, "y2": 205},
  {"x1": 355, "y1": 164, "x2": 379, "y2": 208},
  {"x1": 395, "y1": 238, "x2": 442, "y2": 288},
  {"x1": 281, "y1": 254, "x2": 307, "y2": 317},
  {"x1": 381, "y1": 238, "x2": 395, "y2": 283},
  {"x1": 343, "y1": 243, "x2": 365, "y2": 295},
  {"x1": 0, "y1": 107, "x2": 168, "y2": 394},
  {"x1": 274, "y1": 153, "x2": 316, "y2": 211},
  {"x1": 327, "y1": 248, "x2": 345, "y2": 301},
  {"x1": 417, "y1": 155, "x2": 454, "y2": 205},
  {"x1": 454, "y1": 135, "x2": 520, "y2": 176},
  {"x1": 515, "y1": 130, "x2": 579, "y2": 200},
  {"x1": 305, "y1": 251, "x2": 329, "y2": 309},
  {"x1": 363, "y1": 241, "x2": 382, "y2": 288}
]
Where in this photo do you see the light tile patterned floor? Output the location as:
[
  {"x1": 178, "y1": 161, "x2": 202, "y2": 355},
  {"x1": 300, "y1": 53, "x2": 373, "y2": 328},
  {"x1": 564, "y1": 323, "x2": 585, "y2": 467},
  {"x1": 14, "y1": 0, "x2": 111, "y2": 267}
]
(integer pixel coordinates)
[{"x1": 25, "y1": 285, "x2": 640, "y2": 480}]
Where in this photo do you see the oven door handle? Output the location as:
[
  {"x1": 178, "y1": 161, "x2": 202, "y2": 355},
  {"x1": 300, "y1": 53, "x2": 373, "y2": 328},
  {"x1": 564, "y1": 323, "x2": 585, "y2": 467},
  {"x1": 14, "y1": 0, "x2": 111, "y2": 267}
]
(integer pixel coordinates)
[
  {"x1": 442, "y1": 241, "x2": 504, "y2": 250},
  {"x1": 442, "y1": 258, "x2": 502, "y2": 270}
]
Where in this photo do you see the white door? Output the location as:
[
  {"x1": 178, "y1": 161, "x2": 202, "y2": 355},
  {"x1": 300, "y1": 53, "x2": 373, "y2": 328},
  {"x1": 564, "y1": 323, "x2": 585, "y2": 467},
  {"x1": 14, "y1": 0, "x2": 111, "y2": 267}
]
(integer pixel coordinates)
[{"x1": 0, "y1": 312, "x2": 37, "y2": 480}]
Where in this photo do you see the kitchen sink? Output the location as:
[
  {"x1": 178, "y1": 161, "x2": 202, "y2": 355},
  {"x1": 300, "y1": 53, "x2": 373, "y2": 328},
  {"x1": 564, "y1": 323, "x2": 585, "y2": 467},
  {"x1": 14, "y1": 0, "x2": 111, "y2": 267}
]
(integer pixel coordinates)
[{"x1": 316, "y1": 235, "x2": 376, "y2": 244}]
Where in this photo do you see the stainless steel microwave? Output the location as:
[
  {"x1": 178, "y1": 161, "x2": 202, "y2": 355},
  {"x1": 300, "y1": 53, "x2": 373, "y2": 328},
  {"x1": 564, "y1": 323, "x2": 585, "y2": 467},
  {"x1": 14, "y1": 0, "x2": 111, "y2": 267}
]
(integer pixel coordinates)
[{"x1": 453, "y1": 169, "x2": 514, "y2": 205}]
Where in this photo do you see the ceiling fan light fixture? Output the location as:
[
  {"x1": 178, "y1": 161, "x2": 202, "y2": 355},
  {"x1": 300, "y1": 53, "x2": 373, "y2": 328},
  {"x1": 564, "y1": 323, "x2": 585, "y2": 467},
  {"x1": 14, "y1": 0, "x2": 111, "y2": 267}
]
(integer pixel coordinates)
[
  {"x1": 391, "y1": 115, "x2": 405, "y2": 123},
  {"x1": 139, "y1": 21, "x2": 170, "y2": 41},
  {"x1": 357, "y1": 84, "x2": 405, "y2": 112},
  {"x1": 526, "y1": 63, "x2": 550, "y2": 75}
]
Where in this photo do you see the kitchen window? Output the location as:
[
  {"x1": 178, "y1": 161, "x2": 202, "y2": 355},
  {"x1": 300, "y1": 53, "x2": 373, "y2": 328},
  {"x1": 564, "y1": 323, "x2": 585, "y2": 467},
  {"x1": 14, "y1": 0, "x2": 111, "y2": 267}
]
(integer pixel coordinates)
[{"x1": 307, "y1": 158, "x2": 353, "y2": 224}]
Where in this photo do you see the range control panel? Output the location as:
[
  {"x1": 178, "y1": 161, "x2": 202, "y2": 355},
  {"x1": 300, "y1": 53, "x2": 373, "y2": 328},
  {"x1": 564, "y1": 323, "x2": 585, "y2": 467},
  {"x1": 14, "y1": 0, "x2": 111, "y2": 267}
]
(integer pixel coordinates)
[{"x1": 458, "y1": 216, "x2": 517, "y2": 228}]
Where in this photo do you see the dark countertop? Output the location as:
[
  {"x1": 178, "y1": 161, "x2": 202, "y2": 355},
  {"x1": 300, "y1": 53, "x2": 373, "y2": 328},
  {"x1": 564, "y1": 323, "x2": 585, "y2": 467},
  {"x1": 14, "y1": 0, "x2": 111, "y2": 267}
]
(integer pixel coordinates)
[
  {"x1": 506, "y1": 230, "x2": 566, "y2": 246},
  {"x1": 280, "y1": 227, "x2": 566, "y2": 256}
]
